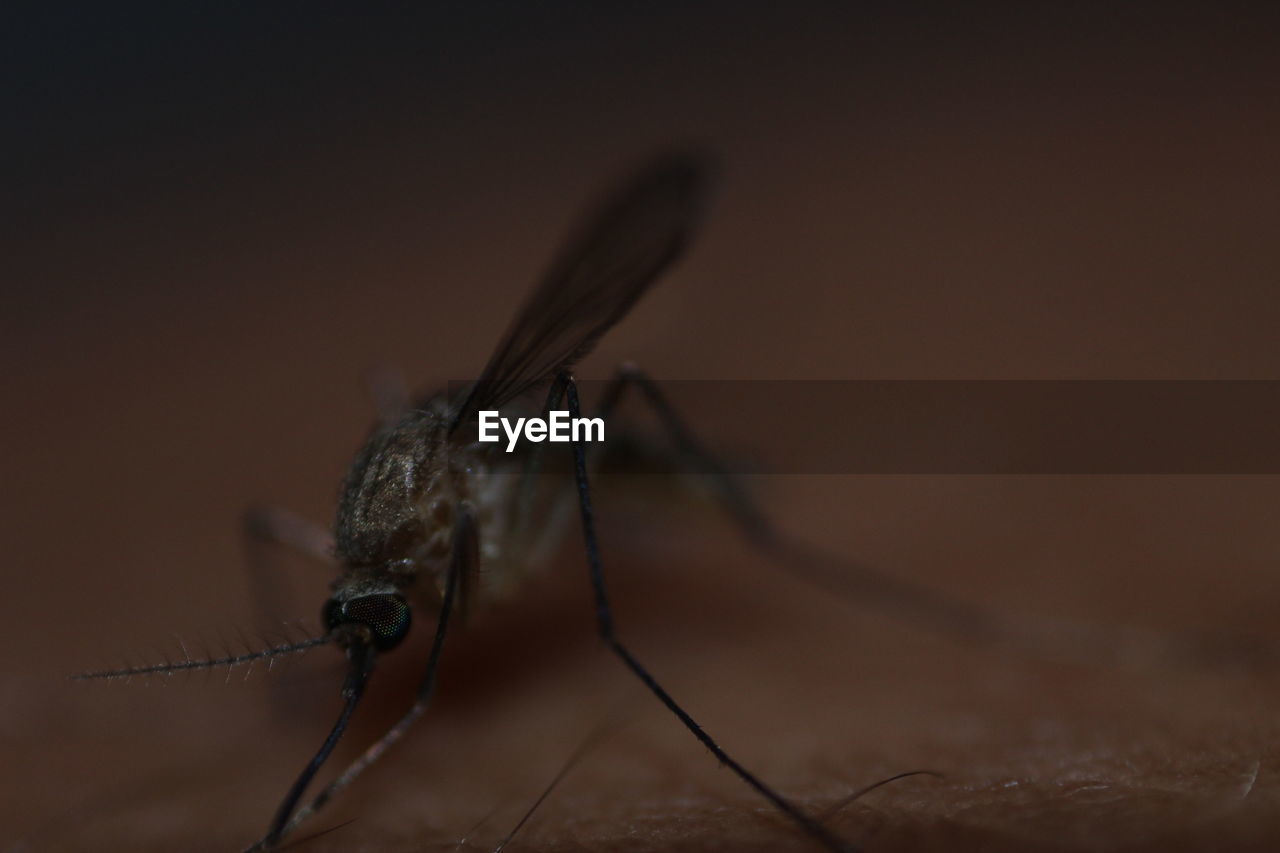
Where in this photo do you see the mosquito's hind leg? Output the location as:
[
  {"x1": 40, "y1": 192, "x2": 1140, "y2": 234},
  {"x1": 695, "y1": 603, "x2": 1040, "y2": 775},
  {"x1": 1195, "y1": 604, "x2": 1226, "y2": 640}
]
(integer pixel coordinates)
[
  {"x1": 595, "y1": 363, "x2": 775, "y2": 543},
  {"x1": 554, "y1": 371, "x2": 856, "y2": 853},
  {"x1": 595, "y1": 366, "x2": 1280, "y2": 670},
  {"x1": 594, "y1": 364, "x2": 1006, "y2": 645}
]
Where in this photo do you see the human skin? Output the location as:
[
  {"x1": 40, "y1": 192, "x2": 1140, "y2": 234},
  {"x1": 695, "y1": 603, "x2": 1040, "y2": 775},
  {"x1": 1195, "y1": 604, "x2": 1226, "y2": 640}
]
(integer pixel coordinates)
[
  {"x1": 10, "y1": 474, "x2": 1280, "y2": 853},
  {"x1": 9, "y1": 266, "x2": 1280, "y2": 852},
  {"x1": 6, "y1": 9, "x2": 1280, "y2": 850}
]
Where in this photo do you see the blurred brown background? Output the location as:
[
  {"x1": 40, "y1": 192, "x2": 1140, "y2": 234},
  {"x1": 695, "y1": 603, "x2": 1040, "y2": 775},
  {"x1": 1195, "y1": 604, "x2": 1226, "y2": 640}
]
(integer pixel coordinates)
[{"x1": 5, "y1": 4, "x2": 1280, "y2": 852}]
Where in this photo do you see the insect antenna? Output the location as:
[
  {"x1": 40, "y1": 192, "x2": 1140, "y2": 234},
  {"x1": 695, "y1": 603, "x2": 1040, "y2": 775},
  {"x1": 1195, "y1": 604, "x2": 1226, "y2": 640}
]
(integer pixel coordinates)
[{"x1": 70, "y1": 631, "x2": 330, "y2": 682}]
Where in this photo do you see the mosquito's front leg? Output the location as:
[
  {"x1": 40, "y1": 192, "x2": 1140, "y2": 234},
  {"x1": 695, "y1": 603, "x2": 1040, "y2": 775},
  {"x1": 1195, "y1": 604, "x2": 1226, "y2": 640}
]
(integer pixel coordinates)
[
  {"x1": 553, "y1": 371, "x2": 858, "y2": 853},
  {"x1": 244, "y1": 504, "x2": 336, "y2": 563},
  {"x1": 261, "y1": 508, "x2": 476, "y2": 849},
  {"x1": 242, "y1": 503, "x2": 336, "y2": 654}
]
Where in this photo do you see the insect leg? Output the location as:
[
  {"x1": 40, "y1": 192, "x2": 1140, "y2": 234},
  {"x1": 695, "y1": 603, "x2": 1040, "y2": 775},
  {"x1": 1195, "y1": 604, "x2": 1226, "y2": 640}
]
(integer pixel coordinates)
[
  {"x1": 242, "y1": 504, "x2": 336, "y2": 659},
  {"x1": 593, "y1": 366, "x2": 1280, "y2": 669},
  {"x1": 555, "y1": 371, "x2": 857, "y2": 853},
  {"x1": 243, "y1": 504, "x2": 336, "y2": 564},
  {"x1": 270, "y1": 507, "x2": 475, "y2": 846},
  {"x1": 594, "y1": 364, "x2": 1007, "y2": 646},
  {"x1": 251, "y1": 639, "x2": 376, "y2": 852},
  {"x1": 364, "y1": 362, "x2": 411, "y2": 427}
]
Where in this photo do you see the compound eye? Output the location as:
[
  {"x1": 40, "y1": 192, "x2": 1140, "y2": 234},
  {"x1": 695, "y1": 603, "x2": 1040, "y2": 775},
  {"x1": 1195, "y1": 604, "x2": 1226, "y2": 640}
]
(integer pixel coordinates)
[{"x1": 325, "y1": 593, "x2": 412, "y2": 650}]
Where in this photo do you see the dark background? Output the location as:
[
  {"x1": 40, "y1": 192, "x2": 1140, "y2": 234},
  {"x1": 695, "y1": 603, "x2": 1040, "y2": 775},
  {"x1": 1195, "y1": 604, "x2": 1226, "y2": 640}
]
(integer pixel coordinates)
[{"x1": 5, "y1": 4, "x2": 1280, "y2": 851}]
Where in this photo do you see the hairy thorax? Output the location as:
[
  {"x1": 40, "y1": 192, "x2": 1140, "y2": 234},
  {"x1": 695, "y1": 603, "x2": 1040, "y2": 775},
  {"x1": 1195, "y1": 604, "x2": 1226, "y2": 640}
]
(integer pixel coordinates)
[{"x1": 333, "y1": 394, "x2": 569, "y2": 610}]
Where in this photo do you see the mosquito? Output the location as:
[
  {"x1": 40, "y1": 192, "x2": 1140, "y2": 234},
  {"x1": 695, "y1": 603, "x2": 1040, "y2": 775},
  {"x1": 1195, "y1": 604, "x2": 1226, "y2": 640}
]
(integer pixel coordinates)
[
  {"x1": 73, "y1": 151, "x2": 1270, "y2": 852},
  {"x1": 74, "y1": 152, "x2": 875, "y2": 852}
]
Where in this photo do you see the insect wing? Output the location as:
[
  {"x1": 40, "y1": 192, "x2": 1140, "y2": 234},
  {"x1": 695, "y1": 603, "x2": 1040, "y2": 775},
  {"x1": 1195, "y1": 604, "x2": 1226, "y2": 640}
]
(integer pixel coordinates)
[{"x1": 450, "y1": 152, "x2": 713, "y2": 433}]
